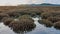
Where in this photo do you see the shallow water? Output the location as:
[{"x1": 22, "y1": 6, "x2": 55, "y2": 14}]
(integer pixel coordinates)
[{"x1": 0, "y1": 17, "x2": 60, "y2": 34}]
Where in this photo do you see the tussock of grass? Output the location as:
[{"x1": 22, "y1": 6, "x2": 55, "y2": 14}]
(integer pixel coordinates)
[
  {"x1": 41, "y1": 12, "x2": 52, "y2": 19},
  {"x1": 6, "y1": 11, "x2": 20, "y2": 18},
  {"x1": 3, "y1": 18, "x2": 14, "y2": 25},
  {"x1": 38, "y1": 19, "x2": 53, "y2": 27},
  {"x1": 47, "y1": 16, "x2": 60, "y2": 23},
  {"x1": 9, "y1": 19, "x2": 36, "y2": 31},
  {"x1": 8, "y1": 15, "x2": 36, "y2": 31},
  {"x1": 54, "y1": 21, "x2": 60, "y2": 29},
  {"x1": 0, "y1": 13, "x2": 10, "y2": 21}
]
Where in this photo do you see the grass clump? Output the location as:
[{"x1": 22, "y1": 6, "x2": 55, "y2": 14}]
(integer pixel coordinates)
[
  {"x1": 8, "y1": 15, "x2": 36, "y2": 31},
  {"x1": 41, "y1": 12, "x2": 52, "y2": 19},
  {"x1": 38, "y1": 19, "x2": 53, "y2": 27},
  {"x1": 19, "y1": 15, "x2": 31, "y2": 19},
  {"x1": 54, "y1": 21, "x2": 60, "y2": 29},
  {"x1": 6, "y1": 11, "x2": 20, "y2": 18},
  {"x1": 47, "y1": 16, "x2": 60, "y2": 23},
  {"x1": 9, "y1": 19, "x2": 36, "y2": 31},
  {"x1": 18, "y1": 15, "x2": 34, "y2": 21},
  {"x1": 3, "y1": 18, "x2": 14, "y2": 25},
  {"x1": 0, "y1": 13, "x2": 10, "y2": 21}
]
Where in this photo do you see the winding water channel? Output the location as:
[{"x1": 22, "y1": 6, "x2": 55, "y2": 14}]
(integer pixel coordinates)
[{"x1": 0, "y1": 17, "x2": 60, "y2": 34}]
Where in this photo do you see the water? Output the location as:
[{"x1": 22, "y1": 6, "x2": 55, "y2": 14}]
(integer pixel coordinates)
[{"x1": 0, "y1": 17, "x2": 60, "y2": 34}]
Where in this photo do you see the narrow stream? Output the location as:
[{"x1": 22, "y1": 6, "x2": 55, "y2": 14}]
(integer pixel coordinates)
[{"x1": 0, "y1": 17, "x2": 60, "y2": 34}]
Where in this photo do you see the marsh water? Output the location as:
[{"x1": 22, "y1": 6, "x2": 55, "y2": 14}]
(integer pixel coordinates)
[{"x1": 0, "y1": 17, "x2": 60, "y2": 34}]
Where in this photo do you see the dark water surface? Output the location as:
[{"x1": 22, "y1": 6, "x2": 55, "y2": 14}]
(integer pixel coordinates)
[{"x1": 0, "y1": 17, "x2": 60, "y2": 34}]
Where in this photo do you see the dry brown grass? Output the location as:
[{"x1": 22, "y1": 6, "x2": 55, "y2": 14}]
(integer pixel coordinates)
[
  {"x1": 9, "y1": 19, "x2": 36, "y2": 31},
  {"x1": 47, "y1": 16, "x2": 60, "y2": 23},
  {"x1": 8, "y1": 14, "x2": 36, "y2": 31},
  {"x1": 0, "y1": 13, "x2": 10, "y2": 21},
  {"x1": 0, "y1": 6, "x2": 60, "y2": 29},
  {"x1": 38, "y1": 19, "x2": 53, "y2": 27},
  {"x1": 54, "y1": 21, "x2": 60, "y2": 29},
  {"x1": 19, "y1": 15, "x2": 31, "y2": 19},
  {"x1": 3, "y1": 18, "x2": 14, "y2": 25},
  {"x1": 19, "y1": 15, "x2": 34, "y2": 22},
  {"x1": 5, "y1": 11, "x2": 20, "y2": 18},
  {"x1": 41, "y1": 12, "x2": 52, "y2": 19}
]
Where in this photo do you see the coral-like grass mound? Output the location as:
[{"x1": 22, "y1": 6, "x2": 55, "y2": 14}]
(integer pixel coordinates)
[{"x1": 9, "y1": 15, "x2": 36, "y2": 31}]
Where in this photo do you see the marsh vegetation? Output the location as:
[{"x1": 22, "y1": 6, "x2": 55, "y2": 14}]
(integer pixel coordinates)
[{"x1": 0, "y1": 6, "x2": 60, "y2": 34}]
